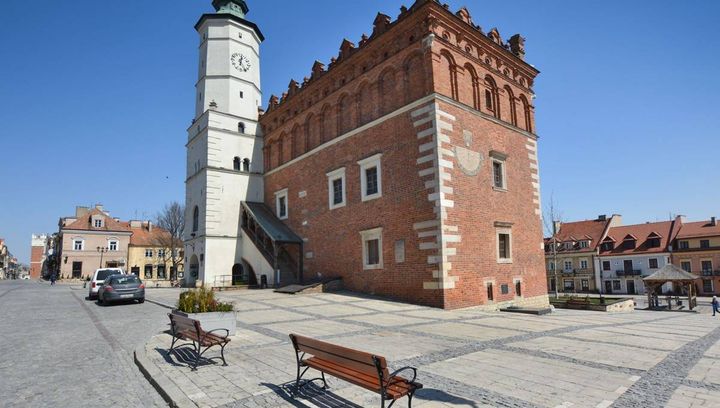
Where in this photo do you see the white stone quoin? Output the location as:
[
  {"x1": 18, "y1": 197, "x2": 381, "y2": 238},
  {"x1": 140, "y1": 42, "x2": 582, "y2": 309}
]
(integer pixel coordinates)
[{"x1": 184, "y1": 1, "x2": 267, "y2": 288}]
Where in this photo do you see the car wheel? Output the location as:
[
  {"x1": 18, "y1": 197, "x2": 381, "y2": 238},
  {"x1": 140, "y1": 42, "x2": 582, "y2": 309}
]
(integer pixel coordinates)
[{"x1": 138, "y1": 298, "x2": 145, "y2": 304}]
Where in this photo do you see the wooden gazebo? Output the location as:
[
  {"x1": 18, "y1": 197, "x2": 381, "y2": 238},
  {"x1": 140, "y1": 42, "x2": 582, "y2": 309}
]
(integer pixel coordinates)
[{"x1": 643, "y1": 264, "x2": 700, "y2": 311}]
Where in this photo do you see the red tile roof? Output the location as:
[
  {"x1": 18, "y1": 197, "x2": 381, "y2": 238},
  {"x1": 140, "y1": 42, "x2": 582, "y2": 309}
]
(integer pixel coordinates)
[
  {"x1": 600, "y1": 221, "x2": 676, "y2": 255},
  {"x1": 545, "y1": 218, "x2": 610, "y2": 253},
  {"x1": 62, "y1": 208, "x2": 131, "y2": 233},
  {"x1": 129, "y1": 225, "x2": 171, "y2": 246},
  {"x1": 677, "y1": 220, "x2": 720, "y2": 239}
]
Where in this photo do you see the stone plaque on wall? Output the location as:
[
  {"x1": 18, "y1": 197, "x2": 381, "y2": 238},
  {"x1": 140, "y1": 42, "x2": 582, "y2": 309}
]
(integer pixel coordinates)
[{"x1": 395, "y1": 239, "x2": 406, "y2": 263}]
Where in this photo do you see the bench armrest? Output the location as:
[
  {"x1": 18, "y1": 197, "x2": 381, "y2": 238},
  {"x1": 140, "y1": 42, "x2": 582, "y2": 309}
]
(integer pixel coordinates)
[
  {"x1": 203, "y1": 328, "x2": 230, "y2": 341},
  {"x1": 387, "y1": 366, "x2": 418, "y2": 385}
]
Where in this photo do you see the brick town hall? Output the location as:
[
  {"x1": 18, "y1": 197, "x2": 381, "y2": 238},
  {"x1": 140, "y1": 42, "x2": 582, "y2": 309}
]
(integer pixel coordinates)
[{"x1": 184, "y1": 0, "x2": 547, "y2": 309}]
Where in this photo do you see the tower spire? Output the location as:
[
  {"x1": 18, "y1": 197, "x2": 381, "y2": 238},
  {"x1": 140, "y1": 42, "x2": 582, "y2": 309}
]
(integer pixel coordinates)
[{"x1": 212, "y1": 0, "x2": 249, "y2": 18}]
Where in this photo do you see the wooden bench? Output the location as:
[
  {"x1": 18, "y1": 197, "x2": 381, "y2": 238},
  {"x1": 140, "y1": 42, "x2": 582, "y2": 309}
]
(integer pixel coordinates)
[
  {"x1": 290, "y1": 334, "x2": 422, "y2": 408},
  {"x1": 168, "y1": 313, "x2": 231, "y2": 370}
]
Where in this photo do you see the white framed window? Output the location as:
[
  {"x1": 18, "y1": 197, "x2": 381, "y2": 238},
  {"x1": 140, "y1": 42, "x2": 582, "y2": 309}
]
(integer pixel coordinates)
[
  {"x1": 496, "y1": 226, "x2": 512, "y2": 263},
  {"x1": 108, "y1": 240, "x2": 118, "y2": 252},
  {"x1": 564, "y1": 260, "x2": 573, "y2": 271},
  {"x1": 580, "y1": 240, "x2": 589, "y2": 248},
  {"x1": 490, "y1": 151, "x2": 508, "y2": 190},
  {"x1": 145, "y1": 249, "x2": 153, "y2": 258},
  {"x1": 275, "y1": 188, "x2": 288, "y2": 220},
  {"x1": 548, "y1": 261, "x2": 555, "y2": 271},
  {"x1": 360, "y1": 227, "x2": 383, "y2": 270},
  {"x1": 158, "y1": 249, "x2": 166, "y2": 258},
  {"x1": 73, "y1": 239, "x2": 84, "y2": 251},
  {"x1": 94, "y1": 219, "x2": 103, "y2": 228},
  {"x1": 580, "y1": 259, "x2": 588, "y2": 270},
  {"x1": 358, "y1": 153, "x2": 382, "y2": 202},
  {"x1": 326, "y1": 167, "x2": 346, "y2": 209}
]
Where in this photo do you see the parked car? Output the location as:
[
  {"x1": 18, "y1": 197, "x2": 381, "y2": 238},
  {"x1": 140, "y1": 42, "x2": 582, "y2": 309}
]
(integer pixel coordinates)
[
  {"x1": 97, "y1": 274, "x2": 145, "y2": 305},
  {"x1": 88, "y1": 268, "x2": 123, "y2": 300}
]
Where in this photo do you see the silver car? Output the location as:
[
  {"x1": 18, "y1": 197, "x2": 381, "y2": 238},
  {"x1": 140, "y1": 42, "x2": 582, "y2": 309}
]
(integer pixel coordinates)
[{"x1": 97, "y1": 275, "x2": 145, "y2": 305}]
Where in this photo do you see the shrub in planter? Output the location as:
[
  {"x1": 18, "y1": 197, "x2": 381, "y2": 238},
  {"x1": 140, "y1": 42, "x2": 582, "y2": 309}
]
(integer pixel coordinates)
[{"x1": 173, "y1": 288, "x2": 236, "y2": 335}]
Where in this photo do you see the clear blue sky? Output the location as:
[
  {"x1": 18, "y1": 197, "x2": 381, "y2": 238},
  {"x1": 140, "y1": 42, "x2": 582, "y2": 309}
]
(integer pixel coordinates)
[{"x1": 1, "y1": 0, "x2": 718, "y2": 264}]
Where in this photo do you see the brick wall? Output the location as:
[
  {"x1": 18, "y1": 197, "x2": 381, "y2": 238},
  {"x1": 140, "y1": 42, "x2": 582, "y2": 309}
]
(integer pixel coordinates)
[{"x1": 30, "y1": 246, "x2": 44, "y2": 279}]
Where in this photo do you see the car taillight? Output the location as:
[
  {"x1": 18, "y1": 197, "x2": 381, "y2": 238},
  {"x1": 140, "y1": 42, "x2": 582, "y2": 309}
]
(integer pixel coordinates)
[
  {"x1": 139, "y1": 283, "x2": 145, "y2": 289},
  {"x1": 104, "y1": 286, "x2": 113, "y2": 291},
  {"x1": 91, "y1": 282, "x2": 96, "y2": 288}
]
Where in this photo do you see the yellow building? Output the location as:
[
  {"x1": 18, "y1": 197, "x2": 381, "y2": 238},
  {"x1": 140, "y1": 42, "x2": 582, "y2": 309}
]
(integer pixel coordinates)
[{"x1": 127, "y1": 221, "x2": 184, "y2": 287}]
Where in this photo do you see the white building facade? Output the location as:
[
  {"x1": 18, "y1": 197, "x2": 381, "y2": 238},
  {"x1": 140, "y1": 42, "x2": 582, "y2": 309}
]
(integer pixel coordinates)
[
  {"x1": 184, "y1": 0, "x2": 267, "y2": 287},
  {"x1": 596, "y1": 253, "x2": 671, "y2": 295}
]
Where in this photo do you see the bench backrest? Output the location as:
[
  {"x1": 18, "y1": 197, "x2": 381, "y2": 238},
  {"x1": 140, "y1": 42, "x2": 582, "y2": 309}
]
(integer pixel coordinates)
[
  {"x1": 290, "y1": 333, "x2": 389, "y2": 379},
  {"x1": 168, "y1": 313, "x2": 202, "y2": 336}
]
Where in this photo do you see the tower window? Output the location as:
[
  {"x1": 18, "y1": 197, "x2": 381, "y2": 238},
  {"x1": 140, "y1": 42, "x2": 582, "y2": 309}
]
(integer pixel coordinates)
[
  {"x1": 192, "y1": 206, "x2": 199, "y2": 232},
  {"x1": 242, "y1": 158, "x2": 250, "y2": 172},
  {"x1": 233, "y1": 157, "x2": 241, "y2": 171},
  {"x1": 485, "y1": 89, "x2": 493, "y2": 111},
  {"x1": 239, "y1": 91, "x2": 244, "y2": 99},
  {"x1": 238, "y1": 122, "x2": 245, "y2": 133}
]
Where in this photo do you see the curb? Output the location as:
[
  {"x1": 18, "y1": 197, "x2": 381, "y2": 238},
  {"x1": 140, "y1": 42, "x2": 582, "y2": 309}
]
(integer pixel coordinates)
[
  {"x1": 146, "y1": 298, "x2": 176, "y2": 310},
  {"x1": 134, "y1": 343, "x2": 197, "y2": 408}
]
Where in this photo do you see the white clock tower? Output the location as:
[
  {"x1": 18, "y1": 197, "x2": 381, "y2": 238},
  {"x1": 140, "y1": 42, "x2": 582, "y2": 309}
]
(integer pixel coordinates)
[{"x1": 184, "y1": 0, "x2": 264, "y2": 287}]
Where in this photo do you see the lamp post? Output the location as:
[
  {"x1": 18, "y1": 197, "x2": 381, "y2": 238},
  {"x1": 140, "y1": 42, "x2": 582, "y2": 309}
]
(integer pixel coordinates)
[{"x1": 96, "y1": 246, "x2": 108, "y2": 269}]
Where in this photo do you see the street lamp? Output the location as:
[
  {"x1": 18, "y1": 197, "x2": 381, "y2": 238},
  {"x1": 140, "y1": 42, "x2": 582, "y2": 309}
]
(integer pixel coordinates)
[{"x1": 96, "y1": 246, "x2": 108, "y2": 269}]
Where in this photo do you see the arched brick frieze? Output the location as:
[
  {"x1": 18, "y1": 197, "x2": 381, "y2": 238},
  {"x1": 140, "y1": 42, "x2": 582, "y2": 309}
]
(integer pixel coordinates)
[
  {"x1": 356, "y1": 81, "x2": 375, "y2": 126},
  {"x1": 378, "y1": 67, "x2": 401, "y2": 115},
  {"x1": 504, "y1": 85, "x2": 517, "y2": 126},
  {"x1": 320, "y1": 104, "x2": 335, "y2": 143},
  {"x1": 459, "y1": 63, "x2": 480, "y2": 110},
  {"x1": 438, "y1": 49, "x2": 458, "y2": 101},
  {"x1": 402, "y1": 51, "x2": 426, "y2": 104},
  {"x1": 520, "y1": 94, "x2": 533, "y2": 133},
  {"x1": 483, "y1": 75, "x2": 500, "y2": 119},
  {"x1": 291, "y1": 124, "x2": 302, "y2": 159},
  {"x1": 337, "y1": 93, "x2": 353, "y2": 135}
]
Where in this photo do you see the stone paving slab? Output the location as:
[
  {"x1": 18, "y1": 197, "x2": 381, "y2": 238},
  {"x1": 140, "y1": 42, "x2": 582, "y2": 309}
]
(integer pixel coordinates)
[{"x1": 139, "y1": 289, "x2": 720, "y2": 408}]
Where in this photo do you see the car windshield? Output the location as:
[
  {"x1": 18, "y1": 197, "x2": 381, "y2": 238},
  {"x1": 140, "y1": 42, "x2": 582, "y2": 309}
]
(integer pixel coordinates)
[
  {"x1": 96, "y1": 269, "x2": 120, "y2": 281},
  {"x1": 112, "y1": 276, "x2": 139, "y2": 285}
]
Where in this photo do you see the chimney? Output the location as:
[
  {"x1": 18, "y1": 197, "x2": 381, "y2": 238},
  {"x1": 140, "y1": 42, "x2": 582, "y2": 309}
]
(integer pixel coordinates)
[
  {"x1": 712, "y1": 217, "x2": 717, "y2": 227},
  {"x1": 553, "y1": 221, "x2": 561, "y2": 235},
  {"x1": 95, "y1": 204, "x2": 104, "y2": 212},
  {"x1": 75, "y1": 206, "x2": 89, "y2": 217},
  {"x1": 148, "y1": 221, "x2": 153, "y2": 232}
]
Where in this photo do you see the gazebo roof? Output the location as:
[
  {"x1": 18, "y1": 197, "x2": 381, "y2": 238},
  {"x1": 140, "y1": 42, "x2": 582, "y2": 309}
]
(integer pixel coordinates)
[{"x1": 643, "y1": 264, "x2": 699, "y2": 282}]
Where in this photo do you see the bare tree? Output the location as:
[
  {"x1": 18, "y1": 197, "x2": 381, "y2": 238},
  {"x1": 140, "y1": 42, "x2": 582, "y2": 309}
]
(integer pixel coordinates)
[
  {"x1": 543, "y1": 193, "x2": 563, "y2": 298},
  {"x1": 154, "y1": 202, "x2": 185, "y2": 282}
]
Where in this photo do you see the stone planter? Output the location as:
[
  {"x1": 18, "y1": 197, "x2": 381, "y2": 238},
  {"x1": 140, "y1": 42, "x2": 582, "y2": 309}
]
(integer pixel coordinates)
[{"x1": 171, "y1": 309, "x2": 237, "y2": 336}]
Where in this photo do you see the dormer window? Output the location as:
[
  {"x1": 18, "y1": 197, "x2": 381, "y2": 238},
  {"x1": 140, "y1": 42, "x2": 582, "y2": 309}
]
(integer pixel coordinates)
[
  {"x1": 564, "y1": 242, "x2": 574, "y2": 250},
  {"x1": 92, "y1": 216, "x2": 104, "y2": 228},
  {"x1": 623, "y1": 235, "x2": 637, "y2": 250},
  {"x1": 580, "y1": 241, "x2": 589, "y2": 249}
]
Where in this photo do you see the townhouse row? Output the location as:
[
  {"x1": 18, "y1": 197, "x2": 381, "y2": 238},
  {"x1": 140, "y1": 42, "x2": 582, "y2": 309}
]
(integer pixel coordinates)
[{"x1": 546, "y1": 214, "x2": 720, "y2": 295}]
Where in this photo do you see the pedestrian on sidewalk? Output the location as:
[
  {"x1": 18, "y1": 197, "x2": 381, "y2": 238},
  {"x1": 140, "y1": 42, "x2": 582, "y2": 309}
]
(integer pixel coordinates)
[
  {"x1": 712, "y1": 296, "x2": 719, "y2": 316},
  {"x1": 50, "y1": 273, "x2": 57, "y2": 286}
]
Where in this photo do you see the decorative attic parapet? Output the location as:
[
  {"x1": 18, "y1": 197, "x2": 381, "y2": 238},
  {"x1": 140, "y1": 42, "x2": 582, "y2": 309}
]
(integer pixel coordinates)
[
  {"x1": 372, "y1": 13, "x2": 392, "y2": 37},
  {"x1": 262, "y1": 0, "x2": 535, "y2": 116},
  {"x1": 509, "y1": 34, "x2": 526, "y2": 60}
]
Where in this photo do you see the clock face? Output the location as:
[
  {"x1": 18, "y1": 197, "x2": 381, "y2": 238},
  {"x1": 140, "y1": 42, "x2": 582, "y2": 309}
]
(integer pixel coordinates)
[{"x1": 231, "y1": 53, "x2": 251, "y2": 72}]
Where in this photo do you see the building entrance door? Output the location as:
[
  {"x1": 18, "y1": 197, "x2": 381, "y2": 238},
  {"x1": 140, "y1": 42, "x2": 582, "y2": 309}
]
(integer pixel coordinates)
[
  {"x1": 232, "y1": 263, "x2": 246, "y2": 285},
  {"x1": 627, "y1": 280, "x2": 636, "y2": 295},
  {"x1": 605, "y1": 280, "x2": 613, "y2": 294},
  {"x1": 72, "y1": 262, "x2": 82, "y2": 279}
]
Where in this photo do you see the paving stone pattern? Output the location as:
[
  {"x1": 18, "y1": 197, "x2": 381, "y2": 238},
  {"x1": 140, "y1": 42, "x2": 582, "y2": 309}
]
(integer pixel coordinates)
[
  {"x1": 140, "y1": 289, "x2": 720, "y2": 408},
  {"x1": 0, "y1": 280, "x2": 168, "y2": 407}
]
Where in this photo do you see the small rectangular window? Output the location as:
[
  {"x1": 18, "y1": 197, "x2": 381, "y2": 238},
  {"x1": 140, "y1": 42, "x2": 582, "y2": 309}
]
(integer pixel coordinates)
[
  {"x1": 702, "y1": 260, "x2": 713, "y2": 275},
  {"x1": 679, "y1": 241, "x2": 689, "y2": 249},
  {"x1": 581, "y1": 279, "x2": 589, "y2": 290},
  {"x1": 144, "y1": 264, "x2": 153, "y2": 279},
  {"x1": 681, "y1": 261, "x2": 692, "y2": 272},
  {"x1": 485, "y1": 89, "x2": 493, "y2": 111},
  {"x1": 360, "y1": 227, "x2": 383, "y2": 270},
  {"x1": 108, "y1": 241, "x2": 118, "y2": 251},
  {"x1": 94, "y1": 219, "x2": 102, "y2": 228},
  {"x1": 613, "y1": 280, "x2": 621, "y2": 291},
  {"x1": 239, "y1": 91, "x2": 244, "y2": 99},
  {"x1": 649, "y1": 258, "x2": 659, "y2": 269},
  {"x1": 501, "y1": 284, "x2": 509, "y2": 295},
  {"x1": 487, "y1": 283, "x2": 494, "y2": 301},
  {"x1": 497, "y1": 228, "x2": 512, "y2": 263},
  {"x1": 701, "y1": 240, "x2": 710, "y2": 249},
  {"x1": 564, "y1": 260, "x2": 573, "y2": 271},
  {"x1": 515, "y1": 281, "x2": 522, "y2": 296},
  {"x1": 158, "y1": 249, "x2": 166, "y2": 258},
  {"x1": 492, "y1": 161, "x2": 504, "y2": 189},
  {"x1": 703, "y1": 279, "x2": 714, "y2": 293},
  {"x1": 73, "y1": 240, "x2": 83, "y2": 251},
  {"x1": 145, "y1": 249, "x2": 153, "y2": 258},
  {"x1": 326, "y1": 168, "x2": 346, "y2": 209},
  {"x1": 602, "y1": 260, "x2": 611, "y2": 271},
  {"x1": 275, "y1": 189, "x2": 289, "y2": 220},
  {"x1": 358, "y1": 154, "x2": 382, "y2": 202},
  {"x1": 580, "y1": 260, "x2": 588, "y2": 269}
]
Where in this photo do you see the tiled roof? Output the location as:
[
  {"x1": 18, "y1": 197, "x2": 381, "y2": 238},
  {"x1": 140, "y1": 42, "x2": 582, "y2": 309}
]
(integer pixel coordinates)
[
  {"x1": 677, "y1": 220, "x2": 720, "y2": 239},
  {"x1": 545, "y1": 219, "x2": 609, "y2": 253},
  {"x1": 129, "y1": 225, "x2": 172, "y2": 246},
  {"x1": 62, "y1": 208, "x2": 131, "y2": 233},
  {"x1": 600, "y1": 221, "x2": 676, "y2": 256}
]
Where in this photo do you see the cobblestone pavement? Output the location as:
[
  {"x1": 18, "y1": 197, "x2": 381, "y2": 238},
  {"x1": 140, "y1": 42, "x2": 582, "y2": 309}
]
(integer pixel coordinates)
[
  {"x1": 0, "y1": 280, "x2": 169, "y2": 407},
  {"x1": 137, "y1": 289, "x2": 720, "y2": 407}
]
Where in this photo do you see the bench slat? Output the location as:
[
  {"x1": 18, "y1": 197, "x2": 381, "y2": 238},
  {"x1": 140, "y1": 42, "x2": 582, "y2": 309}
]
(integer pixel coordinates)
[
  {"x1": 292, "y1": 334, "x2": 389, "y2": 379},
  {"x1": 306, "y1": 357, "x2": 415, "y2": 399}
]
